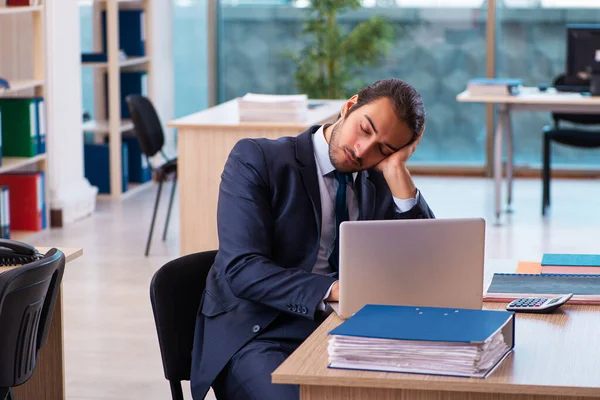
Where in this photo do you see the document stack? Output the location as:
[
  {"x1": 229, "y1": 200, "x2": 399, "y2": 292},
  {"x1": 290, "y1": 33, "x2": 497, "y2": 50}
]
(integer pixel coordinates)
[
  {"x1": 328, "y1": 304, "x2": 514, "y2": 378},
  {"x1": 237, "y1": 93, "x2": 308, "y2": 122},
  {"x1": 467, "y1": 78, "x2": 523, "y2": 96}
]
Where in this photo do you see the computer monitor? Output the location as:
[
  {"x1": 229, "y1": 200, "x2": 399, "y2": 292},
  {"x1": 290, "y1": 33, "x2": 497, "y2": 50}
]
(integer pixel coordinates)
[{"x1": 565, "y1": 24, "x2": 600, "y2": 88}]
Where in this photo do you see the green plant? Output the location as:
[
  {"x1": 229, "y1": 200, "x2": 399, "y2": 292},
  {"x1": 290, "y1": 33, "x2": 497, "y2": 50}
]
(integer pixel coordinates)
[{"x1": 289, "y1": 0, "x2": 395, "y2": 99}]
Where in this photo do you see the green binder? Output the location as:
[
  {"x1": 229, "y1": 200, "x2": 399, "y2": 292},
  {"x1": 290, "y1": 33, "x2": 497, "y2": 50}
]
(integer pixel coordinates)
[{"x1": 0, "y1": 98, "x2": 40, "y2": 157}]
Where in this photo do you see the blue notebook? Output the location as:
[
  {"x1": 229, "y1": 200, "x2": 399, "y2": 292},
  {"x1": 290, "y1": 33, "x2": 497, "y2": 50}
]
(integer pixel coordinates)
[
  {"x1": 328, "y1": 305, "x2": 515, "y2": 378},
  {"x1": 542, "y1": 253, "x2": 600, "y2": 267}
]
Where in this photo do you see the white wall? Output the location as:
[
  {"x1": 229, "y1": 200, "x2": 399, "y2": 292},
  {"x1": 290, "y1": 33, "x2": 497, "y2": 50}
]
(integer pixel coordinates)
[
  {"x1": 46, "y1": 0, "x2": 97, "y2": 224},
  {"x1": 149, "y1": 0, "x2": 175, "y2": 157}
]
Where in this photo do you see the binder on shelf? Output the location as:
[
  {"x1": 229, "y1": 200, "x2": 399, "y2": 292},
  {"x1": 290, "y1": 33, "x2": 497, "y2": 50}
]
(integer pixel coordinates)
[
  {"x1": 0, "y1": 173, "x2": 43, "y2": 231},
  {"x1": 39, "y1": 171, "x2": 46, "y2": 229},
  {"x1": 0, "y1": 186, "x2": 9, "y2": 239},
  {"x1": 0, "y1": 97, "x2": 42, "y2": 157},
  {"x1": 104, "y1": 71, "x2": 148, "y2": 119},
  {"x1": 84, "y1": 142, "x2": 129, "y2": 194},
  {"x1": 122, "y1": 134, "x2": 151, "y2": 183},
  {"x1": 328, "y1": 304, "x2": 515, "y2": 378},
  {"x1": 37, "y1": 99, "x2": 46, "y2": 154},
  {"x1": 81, "y1": 52, "x2": 108, "y2": 63},
  {"x1": 101, "y1": 9, "x2": 146, "y2": 57},
  {"x1": 0, "y1": 106, "x2": 3, "y2": 167}
]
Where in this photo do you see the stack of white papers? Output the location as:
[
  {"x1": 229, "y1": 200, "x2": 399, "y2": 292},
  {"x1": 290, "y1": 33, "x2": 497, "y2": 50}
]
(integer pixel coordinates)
[
  {"x1": 237, "y1": 93, "x2": 308, "y2": 122},
  {"x1": 327, "y1": 304, "x2": 515, "y2": 378},
  {"x1": 328, "y1": 329, "x2": 510, "y2": 377}
]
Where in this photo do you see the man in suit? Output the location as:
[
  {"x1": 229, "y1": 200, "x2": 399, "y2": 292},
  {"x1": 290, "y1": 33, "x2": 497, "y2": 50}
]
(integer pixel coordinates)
[{"x1": 190, "y1": 78, "x2": 435, "y2": 399}]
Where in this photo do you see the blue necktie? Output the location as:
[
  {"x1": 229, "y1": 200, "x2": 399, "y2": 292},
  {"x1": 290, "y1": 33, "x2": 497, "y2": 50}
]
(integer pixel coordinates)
[{"x1": 328, "y1": 171, "x2": 351, "y2": 271}]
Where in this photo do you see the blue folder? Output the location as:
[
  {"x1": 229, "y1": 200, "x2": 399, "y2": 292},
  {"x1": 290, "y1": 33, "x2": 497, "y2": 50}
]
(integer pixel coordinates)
[
  {"x1": 542, "y1": 253, "x2": 600, "y2": 267},
  {"x1": 330, "y1": 304, "x2": 514, "y2": 344}
]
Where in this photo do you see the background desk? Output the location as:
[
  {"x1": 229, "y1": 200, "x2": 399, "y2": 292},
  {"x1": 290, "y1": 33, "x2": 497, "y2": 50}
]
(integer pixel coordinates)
[
  {"x1": 0, "y1": 247, "x2": 83, "y2": 400},
  {"x1": 273, "y1": 259, "x2": 600, "y2": 399},
  {"x1": 456, "y1": 87, "x2": 600, "y2": 224},
  {"x1": 168, "y1": 99, "x2": 345, "y2": 255}
]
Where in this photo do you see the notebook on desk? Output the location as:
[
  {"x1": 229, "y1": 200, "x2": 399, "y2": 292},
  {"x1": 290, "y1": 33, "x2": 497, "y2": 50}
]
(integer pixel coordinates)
[{"x1": 484, "y1": 273, "x2": 600, "y2": 304}]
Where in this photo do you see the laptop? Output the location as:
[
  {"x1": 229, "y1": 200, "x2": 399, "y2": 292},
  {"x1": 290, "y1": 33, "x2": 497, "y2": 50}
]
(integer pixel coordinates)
[{"x1": 330, "y1": 218, "x2": 485, "y2": 319}]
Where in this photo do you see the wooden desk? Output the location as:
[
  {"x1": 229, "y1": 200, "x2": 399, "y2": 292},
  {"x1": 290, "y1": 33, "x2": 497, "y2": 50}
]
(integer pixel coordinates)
[
  {"x1": 168, "y1": 99, "x2": 345, "y2": 255},
  {"x1": 456, "y1": 87, "x2": 600, "y2": 224},
  {"x1": 0, "y1": 247, "x2": 83, "y2": 400},
  {"x1": 273, "y1": 259, "x2": 600, "y2": 399}
]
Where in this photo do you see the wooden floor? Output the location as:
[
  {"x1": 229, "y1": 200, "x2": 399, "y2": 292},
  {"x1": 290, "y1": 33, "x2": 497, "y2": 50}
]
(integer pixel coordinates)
[{"x1": 27, "y1": 175, "x2": 600, "y2": 400}]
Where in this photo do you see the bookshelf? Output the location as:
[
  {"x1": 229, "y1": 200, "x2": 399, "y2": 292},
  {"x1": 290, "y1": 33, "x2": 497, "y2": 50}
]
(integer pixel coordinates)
[
  {"x1": 81, "y1": 0, "x2": 153, "y2": 198},
  {"x1": 0, "y1": 3, "x2": 49, "y2": 240}
]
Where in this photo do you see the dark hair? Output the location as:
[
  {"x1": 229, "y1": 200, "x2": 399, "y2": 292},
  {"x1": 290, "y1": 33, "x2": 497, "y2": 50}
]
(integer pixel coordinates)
[{"x1": 343, "y1": 78, "x2": 425, "y2": 143}]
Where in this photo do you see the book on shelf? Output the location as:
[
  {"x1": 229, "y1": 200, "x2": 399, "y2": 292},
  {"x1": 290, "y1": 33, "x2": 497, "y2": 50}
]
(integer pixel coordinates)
[{"x1": 328, "y1": 304, "x2": 514, "y2": 378}]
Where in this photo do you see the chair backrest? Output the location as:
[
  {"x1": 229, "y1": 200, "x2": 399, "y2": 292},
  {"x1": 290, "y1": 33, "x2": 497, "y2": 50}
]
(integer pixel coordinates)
[
  {"x1": 150, "y1": 250, "x2": 217, "y2": 384},
  {"x1": 553, "y1": 74, "x2": 600, "y2": 125},
  {"x1": 125, "y1": 94, "x2": 165, "y2": 158},
  {"x1": 0, "y1": 248, "x2": 65, "y2": 387}
]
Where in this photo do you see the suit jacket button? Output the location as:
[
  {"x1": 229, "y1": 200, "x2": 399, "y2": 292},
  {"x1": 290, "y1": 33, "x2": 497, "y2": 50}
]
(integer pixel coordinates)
[
  {"x1": 252, "y1": 325, "x2": 260, "y2": 333},
  {"x1": 292, "y1": 305, "x2": 297, "y2": 312},
  {"x1": 301, "y1": 306, "x2": 308, "y2": 314}
]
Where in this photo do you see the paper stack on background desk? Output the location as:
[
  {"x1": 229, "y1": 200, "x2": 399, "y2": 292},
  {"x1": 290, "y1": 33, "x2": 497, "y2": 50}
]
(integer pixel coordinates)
[
  {"x1": 485, "y1": 253, "x2": 600, "y2": 304},
  {"x1": 237, "y1": 93, "x2": 308, "y2": 122},
  {"x1": 328, "y1": 304, "x2": 514, "y2": 378}
]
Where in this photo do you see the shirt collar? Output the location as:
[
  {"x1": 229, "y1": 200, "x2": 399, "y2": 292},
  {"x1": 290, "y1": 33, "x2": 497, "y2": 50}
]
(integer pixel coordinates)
[{"x1": 312, "y1": 124, "x2": 336, "y2": 176}]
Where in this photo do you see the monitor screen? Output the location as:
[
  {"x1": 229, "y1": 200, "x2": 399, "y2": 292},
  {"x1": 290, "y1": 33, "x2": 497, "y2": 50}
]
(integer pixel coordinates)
[{"x1": 566, "y1": 24, "x2": 600, "y2": 86}]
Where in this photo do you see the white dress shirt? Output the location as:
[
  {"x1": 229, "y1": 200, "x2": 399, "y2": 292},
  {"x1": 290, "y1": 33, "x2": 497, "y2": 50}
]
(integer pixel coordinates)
[{"x1": 310, "y1": 124, "x2": 420, "y2": 308}]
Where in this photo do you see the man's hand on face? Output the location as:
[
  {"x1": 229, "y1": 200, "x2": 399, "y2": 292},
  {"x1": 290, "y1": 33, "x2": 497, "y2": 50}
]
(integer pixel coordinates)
[{"x1": 374, "y1": 133, "x2": 422, "y2": 175}]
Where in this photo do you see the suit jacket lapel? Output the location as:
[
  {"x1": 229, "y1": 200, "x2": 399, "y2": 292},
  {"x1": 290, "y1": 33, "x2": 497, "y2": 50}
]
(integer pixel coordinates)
[
  {"x1": 296, "y1": 126, "x2": 322, "y2": 230},
  {"x1": 356, "y1": 170, "x2": 375, "y2": 220}
]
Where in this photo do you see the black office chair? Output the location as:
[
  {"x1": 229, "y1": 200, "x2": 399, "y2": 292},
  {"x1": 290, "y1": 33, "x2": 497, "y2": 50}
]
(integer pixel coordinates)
[
  {"x1": 150, "y1": 250, "x2": 217, "y2": 400},
  {"x1": 125, "y1": 94, "x2": 178, "y2": 256},
  {"x1": 0, "y1": 248, "x2": 66, "y2": 400},
  {"x1": 542, "y1": 74, "x2": 600, "y2": 216}
]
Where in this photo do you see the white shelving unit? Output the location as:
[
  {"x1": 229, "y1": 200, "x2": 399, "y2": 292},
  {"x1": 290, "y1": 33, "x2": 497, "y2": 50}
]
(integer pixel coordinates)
[
  {"x1": 81, "y1": 0, "x2": 152, "y2": 198},
  {"x1": 0, "y1": 4, "x2": 49, "y2": 239}
]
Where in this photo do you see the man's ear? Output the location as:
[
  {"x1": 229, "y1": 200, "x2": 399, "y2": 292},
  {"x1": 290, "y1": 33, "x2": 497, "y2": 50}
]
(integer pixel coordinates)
[{"x1": 340, "y1": 95, "x2": 359, "y2": 119}]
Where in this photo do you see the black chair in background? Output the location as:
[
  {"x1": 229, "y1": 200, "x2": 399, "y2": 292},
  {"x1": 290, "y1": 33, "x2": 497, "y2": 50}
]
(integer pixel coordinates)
[
  {"x1": 126, "y1": 94, "x2": 178, "y2": 256},
  {"x1": 542, "y1": 74, "x2": 600, "y2": 216},
  {"x1": 150, "y1": 250, "x2": 217, "y2": 400},
  {"x1": 0, "y1": 249, "x2": 66, "y2": 400}
]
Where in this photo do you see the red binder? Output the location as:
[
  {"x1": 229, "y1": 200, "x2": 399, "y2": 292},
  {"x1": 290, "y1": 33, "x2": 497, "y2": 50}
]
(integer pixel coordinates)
[
  {"x1": 7, "y1": 0, "x2": 34, "y2": 5},
  {"x1": 0, "y1": 173, "x2": 42, "y2": 231}
]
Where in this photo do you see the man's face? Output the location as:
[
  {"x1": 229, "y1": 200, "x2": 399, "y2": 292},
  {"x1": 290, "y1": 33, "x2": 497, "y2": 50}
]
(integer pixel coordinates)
[{"x1": 327, "y1": 96, "x2": 415, "y2": 173}]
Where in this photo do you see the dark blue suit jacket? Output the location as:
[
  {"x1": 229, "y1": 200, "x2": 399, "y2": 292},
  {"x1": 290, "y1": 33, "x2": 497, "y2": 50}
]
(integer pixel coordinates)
[{"x1": 190, "y1": 126, "x2": 434, "y2": 398}]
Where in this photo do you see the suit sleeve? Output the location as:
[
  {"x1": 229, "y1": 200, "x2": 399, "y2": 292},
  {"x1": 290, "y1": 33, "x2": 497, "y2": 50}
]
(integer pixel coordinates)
[{"x1": 216, "y1": 139, "x2": 336, "y2": 320}]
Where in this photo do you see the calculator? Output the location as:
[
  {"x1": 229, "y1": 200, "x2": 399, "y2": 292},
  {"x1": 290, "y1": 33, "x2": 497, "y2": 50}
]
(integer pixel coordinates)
[{"x1": 506, "y1": 293, "x2": 573, "y2": 313}]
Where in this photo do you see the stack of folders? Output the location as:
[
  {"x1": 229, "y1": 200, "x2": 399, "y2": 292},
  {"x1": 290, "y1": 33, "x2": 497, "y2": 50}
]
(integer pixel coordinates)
[
  {"x1": 467, "y1": 78, "x2": 523, "y2": 96},
  {"x1": 237, "y1": 93, "x2": 308, "y2": 122},
  {"x1": 328, "y1": 305, "x2": 515, "y2": 378}
]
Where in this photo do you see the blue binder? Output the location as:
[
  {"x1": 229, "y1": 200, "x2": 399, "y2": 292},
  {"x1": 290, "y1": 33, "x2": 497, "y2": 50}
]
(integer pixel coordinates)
[
  {"x1": 542, "y1": 253, "x2": 600, "y2": 267},
  {"x1": 104, "y1": 71, "x2": 148, "y2": 119},
  {"x1": 122, "y1": 135, "x2": 151, "y2": 183},
  {"x1": 101, "y1": 9, "x2": 146, "y2": 57},
  {"x1": 84, "y1": 143, "x2": 129, "y2": 194},
  {"x1": 330, "y1": 304, "x2": 514, "y2": 344},
  {"x1": 328, "y1": 304, "x2": 515, "y2": 378}
]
